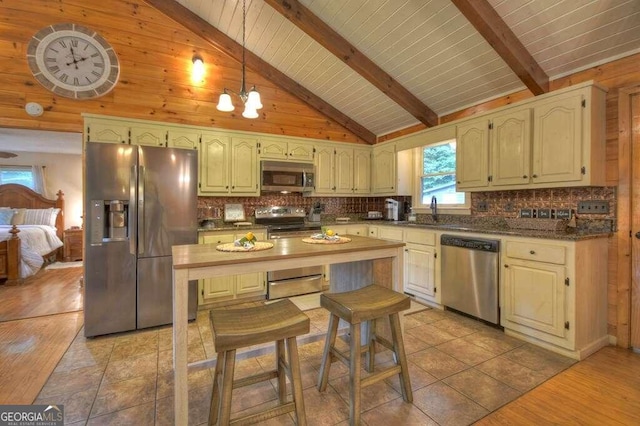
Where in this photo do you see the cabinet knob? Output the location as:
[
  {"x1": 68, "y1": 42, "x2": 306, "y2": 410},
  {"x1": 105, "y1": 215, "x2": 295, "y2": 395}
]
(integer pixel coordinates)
[
  {"x1": 504, "y1": 264, "x2": 509, "y2": 268},
  {"x1": 457, "y1": 181, "x2": 461, "y2": 184},
  {"x1": 232, "y1": 186, "x2": 235, "y2": 189},
  {"x1": 523, "y1": 175, "x2": 528, "y2": 179},
  {"x1": 529, "y1": 250, "x2": 536, "y2": 255},
  {"x1": 635, "y1": 232, "x2": 640, "y2": 239},
  {"x1": 532, "y1": 174, "x2": 538, "y2": 178}
]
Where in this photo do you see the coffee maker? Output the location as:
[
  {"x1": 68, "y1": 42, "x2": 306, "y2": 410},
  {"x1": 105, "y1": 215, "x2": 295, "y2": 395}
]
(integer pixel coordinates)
[{"x1": 385, "y1": 199, "x2": 399, "y2": 221}]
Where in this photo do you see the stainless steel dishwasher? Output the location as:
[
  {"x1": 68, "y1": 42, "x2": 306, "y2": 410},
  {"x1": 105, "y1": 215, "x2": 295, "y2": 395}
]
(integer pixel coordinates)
[{"x1": 440, "y1": 234, "x2": 500, "y2": 325}]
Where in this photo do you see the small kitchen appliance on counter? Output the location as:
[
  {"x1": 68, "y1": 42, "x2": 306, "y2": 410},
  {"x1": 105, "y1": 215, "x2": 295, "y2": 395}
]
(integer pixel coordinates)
[{"x1": 385, "y1": 199, "x2": 399, "y2": 221}]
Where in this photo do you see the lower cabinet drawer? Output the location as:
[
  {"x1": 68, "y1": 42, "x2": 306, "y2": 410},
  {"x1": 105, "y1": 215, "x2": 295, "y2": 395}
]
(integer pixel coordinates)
[{"x1": 505, "y1": 240, "x2": 566, "y2": 264}]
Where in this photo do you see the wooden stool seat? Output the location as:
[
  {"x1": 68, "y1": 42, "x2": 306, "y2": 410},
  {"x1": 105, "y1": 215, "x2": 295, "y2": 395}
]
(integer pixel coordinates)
[
  {"x1": 209, "y1": 299, "x2": 310, "y2": 425},
  {"x1": 318, "y1": 285, "x2": 412, "y2": 426},
  {"x1": 320, "y1": 284, "x2": 411, "y2": 324}
]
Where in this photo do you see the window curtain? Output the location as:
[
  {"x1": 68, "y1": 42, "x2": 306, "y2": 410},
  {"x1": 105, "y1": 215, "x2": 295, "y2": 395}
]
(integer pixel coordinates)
[{"x1": 31, "y1": 165, "x2": 48, "y2": 198}]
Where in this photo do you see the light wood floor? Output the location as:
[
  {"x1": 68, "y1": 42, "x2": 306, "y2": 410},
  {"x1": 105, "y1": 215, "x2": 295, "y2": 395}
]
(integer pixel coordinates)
[
  {"x1": 0, "y1": 265, "x2": 83, "y2": 322},
  {"x1": 0, "y1": 266, "x2": 84, "y2": 404},
  {"x1": 477, "y1": 345, "x2": 640, "y2": 425}
]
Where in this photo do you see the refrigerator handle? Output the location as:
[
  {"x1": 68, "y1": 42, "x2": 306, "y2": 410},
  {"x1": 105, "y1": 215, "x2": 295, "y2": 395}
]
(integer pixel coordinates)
[
  {"x1": 138, "y1": 165, "x2": 145, "y2": 255},
  {"x1": 129, "y1": 165, "x2": 137, "y2": 255}
]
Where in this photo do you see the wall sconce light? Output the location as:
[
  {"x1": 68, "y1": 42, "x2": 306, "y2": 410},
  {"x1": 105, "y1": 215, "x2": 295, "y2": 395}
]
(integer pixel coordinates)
[{"x1": 191, "y1": 55, "x2": 205, "y2": 84}]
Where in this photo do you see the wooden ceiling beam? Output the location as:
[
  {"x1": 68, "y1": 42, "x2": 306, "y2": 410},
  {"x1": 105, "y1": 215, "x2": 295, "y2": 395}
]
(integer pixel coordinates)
[
  {"x1": 263, "y1": 0, "x2": 439, "y2": 128},
  {"x1": 143, "y1": 0, "x2": 376, "y2": 144},
  {"x1": 451, "y1": 0, "x2": 549, "y2": 95}
]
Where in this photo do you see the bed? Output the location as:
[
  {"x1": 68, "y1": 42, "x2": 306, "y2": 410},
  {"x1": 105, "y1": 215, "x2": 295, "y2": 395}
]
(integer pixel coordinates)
[{"x1": 0, "y1": 184, "x2": 65, "y2": 284}]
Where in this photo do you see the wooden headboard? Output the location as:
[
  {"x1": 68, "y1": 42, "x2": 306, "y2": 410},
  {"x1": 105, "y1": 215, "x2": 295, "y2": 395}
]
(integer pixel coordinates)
[{"x1": 0, "y1": 184, "x2": 65, "y2": 239}]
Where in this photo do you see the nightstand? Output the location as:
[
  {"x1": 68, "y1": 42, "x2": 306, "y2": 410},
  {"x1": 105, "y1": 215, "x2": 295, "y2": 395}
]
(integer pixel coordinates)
[{"x1": 63, "y1": 228, "x2": 83, "y2": 262}]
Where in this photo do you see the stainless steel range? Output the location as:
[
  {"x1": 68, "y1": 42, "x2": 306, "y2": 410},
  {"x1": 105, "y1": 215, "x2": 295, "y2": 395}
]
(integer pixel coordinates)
[{"x1": 255, "y1": 206, "x2": 323, "y2": 299}]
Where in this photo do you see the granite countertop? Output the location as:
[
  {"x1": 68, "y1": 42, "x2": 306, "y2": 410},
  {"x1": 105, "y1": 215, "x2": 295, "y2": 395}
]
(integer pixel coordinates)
[
  {"x1": 321, "y1": 219, "x2": 612, "y2": 241},
  {"x1": 196, "y1": 218, "x2": 612, "y2": 241}
]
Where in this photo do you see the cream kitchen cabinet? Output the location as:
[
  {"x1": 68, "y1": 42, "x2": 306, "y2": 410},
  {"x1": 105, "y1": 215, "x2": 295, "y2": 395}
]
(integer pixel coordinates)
[
  {"x1": 455, "y1": 82, "x2": 606, "y2": 192},
  {"x1": 85, "y1": 117, "x2": 129, "y2": 144},
  {"x1": 456, "y1": 107, "x2": 531, "y2": 190},
  {"x1": 403, "y1": 229, "x2": 438, "y2": 304},
  {"x1": 314, "y1": 144, "x2": 336, "y2": 194},
  {"x1": 501, "y1": 236, "x2": 608, "y2": 359},
  {"x1": 198, "y1": 231, "x2": 266, "y2": 304},
  {"x1": 316, "y1": 145, "x2": 370, "y2": 195},
  {"x1": 456, "y1": 117, "x2": 490, "y2": 190},
  {"x1": 167, "y1": 128, "x2": 199, "y2": 150},
  {"x1": 371, "y1": 143, "x2": 396, "y2": 194},
  {"x1": 259, "y1": 138, "x2": 314, "y2": 162},
  {"x1": 531, "y1": 85, "x2": 606, "y2": 187},
  {"x1": 199, "y1": 132, "x2": 259, "y2": 196},
  {"x1": 130, "y1": 125, "x2": 166, "y2": 146}
]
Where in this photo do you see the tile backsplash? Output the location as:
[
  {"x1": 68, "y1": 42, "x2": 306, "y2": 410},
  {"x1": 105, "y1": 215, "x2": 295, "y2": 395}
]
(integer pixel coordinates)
[
  {"x1": 470, "y1": 186, "x2": 616, "y2": 220},
  {"x1": 198, "y1": 194, "x2": 411, "y2": 220}
]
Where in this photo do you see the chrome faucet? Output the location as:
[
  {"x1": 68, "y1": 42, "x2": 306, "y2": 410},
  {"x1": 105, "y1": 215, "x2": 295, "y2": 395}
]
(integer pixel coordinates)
[{"x1": 430, "y1": 196, "x2": 438, "y2": 222}]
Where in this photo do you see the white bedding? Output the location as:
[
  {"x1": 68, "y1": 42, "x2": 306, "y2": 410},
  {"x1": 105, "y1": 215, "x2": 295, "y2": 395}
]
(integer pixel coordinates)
[{"x1": 0, "y1": 225, "x2": 64, "y2": 278}]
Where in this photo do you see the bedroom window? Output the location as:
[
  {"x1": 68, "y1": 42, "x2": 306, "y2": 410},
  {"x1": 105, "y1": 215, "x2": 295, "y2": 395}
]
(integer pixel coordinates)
[{"x1": 0, "y1": 166, "x2": 47, "y2": 196}]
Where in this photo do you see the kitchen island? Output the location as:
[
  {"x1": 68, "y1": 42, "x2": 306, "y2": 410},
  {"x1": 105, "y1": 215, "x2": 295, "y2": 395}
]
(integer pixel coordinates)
[{"x1": 171, "y1": 235, "x2": 405, "y2": 424}]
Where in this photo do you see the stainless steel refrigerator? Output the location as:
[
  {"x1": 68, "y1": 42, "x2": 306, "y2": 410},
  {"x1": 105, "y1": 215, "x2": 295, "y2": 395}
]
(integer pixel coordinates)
[{"x1": 84, "y1": 142, "x2": 198, "y2": 337}]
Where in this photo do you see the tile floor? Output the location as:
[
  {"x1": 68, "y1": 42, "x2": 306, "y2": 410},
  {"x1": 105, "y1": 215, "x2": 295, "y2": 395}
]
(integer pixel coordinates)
[{"x1": 35, "y1": 302, "x2": 576, "y2": 425}]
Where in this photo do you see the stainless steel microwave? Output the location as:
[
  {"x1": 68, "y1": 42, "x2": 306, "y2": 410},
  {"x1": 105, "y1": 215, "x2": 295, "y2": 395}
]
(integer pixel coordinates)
[{"x1": 261, "y1": 160, "x2": 315, "y2": 193}]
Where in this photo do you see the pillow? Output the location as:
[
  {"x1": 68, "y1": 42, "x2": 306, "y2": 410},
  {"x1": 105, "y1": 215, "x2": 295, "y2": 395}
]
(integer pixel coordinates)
[
  {"x1": 10, "y1": 208, "x2": 25, "y2": 226},
  {"x1": 0, "y1": 209, "x2": 13, "y2": 225},
  {"x1": 22, "y1": 208, "x2": 60, "y2": 227}
]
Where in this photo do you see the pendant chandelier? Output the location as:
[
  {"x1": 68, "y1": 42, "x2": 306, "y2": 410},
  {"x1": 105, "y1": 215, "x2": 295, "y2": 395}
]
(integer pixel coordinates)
[{"x1": 216, "y1": 0, "x2": 263, "y2": 119}]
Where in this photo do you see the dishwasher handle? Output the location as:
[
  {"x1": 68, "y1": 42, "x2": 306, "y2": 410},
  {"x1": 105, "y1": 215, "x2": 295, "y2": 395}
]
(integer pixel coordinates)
[{"x1": 440, "y1": 234, "x2": 500, "y2": 252}]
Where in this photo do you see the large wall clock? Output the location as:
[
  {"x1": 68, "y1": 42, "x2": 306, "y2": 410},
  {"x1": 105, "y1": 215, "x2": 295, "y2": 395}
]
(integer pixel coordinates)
[{"x1": 26, "y1": 23, "x2": 120, "y2": 100}]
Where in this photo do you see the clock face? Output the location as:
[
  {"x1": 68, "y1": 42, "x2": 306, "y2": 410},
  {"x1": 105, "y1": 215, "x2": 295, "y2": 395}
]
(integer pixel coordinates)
[{"x1": 27, "y1": 23, "x2": 120, "y2": 99}]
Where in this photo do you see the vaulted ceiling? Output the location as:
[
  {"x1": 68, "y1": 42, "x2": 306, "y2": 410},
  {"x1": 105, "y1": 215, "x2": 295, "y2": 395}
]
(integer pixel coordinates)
[{"x1": 143, "y1": 0, "x2": 640, "y2": 143}]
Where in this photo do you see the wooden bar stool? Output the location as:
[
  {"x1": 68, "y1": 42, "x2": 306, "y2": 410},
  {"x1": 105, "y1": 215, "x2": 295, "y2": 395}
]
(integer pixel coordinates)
[
  {"x1": 209, "y1": 299, "x2": 310, "y2": 425},
  {"x1": 317, "y1": 285, "x2": 412, "y2": 425}
]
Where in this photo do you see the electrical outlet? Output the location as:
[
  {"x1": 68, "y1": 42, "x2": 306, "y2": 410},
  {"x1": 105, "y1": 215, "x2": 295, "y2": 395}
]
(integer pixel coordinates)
[
  {"x1": 476, "y1": 201, "x2": 488, "y2": 212},
  {"x1": 577, "y1": 200, "x2": 609, "y2": 214}
]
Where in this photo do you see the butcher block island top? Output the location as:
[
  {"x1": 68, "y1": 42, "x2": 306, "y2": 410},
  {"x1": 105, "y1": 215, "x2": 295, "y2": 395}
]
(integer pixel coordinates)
[
  {"x1": 172, "y1": 234, "x2": 405, "y2": 276},
  {"x1": 171, "y1": 234, "x2": 406, "y2": 425}
]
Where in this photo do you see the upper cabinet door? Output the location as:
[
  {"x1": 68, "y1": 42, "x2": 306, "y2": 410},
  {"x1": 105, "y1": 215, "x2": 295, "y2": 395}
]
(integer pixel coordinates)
[
  {"x1": 230, "y1": 137, "x2": 259, "y2": 195},
  {"x1": 335, "y1": 147, "x2": 354, "y2": 194},
  {"x1": 288, "y1": 142, "x2": 314, "y2": 162},
  {"x1": 372, "y1": 144, "x2": 396, "y2": 194},
  {"x1": 86, "y1": 119, "x2": 129, "y2": 144},
  {"x1": 353, "y1": 148, "x2": 371, "y2": 194},
  {"x1": 456, "y1": 118, "x2": 489, "y2": 190},
  {"x1": 259, "y1": 139, "x2": 288, "y2": 160},
  {"x1": 532, "y1": 93, "x2": 583, "y2": 184},
  {"x1": 199, "y1": 132, "x2": 230, "y2": 194},
  {"x1": 130, "y1": 125, "x2": 166, "y2": 147},
  {"x1": 167, "y1": 129, "x2": 199, "y2": 150},
  {"x1": 314, "y1": 145, "x2": 335, "y2": 194},
  {"x1": 491, "y1": 108, "x2": 532, "y2": 187}
]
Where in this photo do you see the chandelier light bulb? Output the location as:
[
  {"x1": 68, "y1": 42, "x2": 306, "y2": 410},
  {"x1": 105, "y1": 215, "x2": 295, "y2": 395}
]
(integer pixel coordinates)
[
  {"x1": 217, "y1": 91, "x2": 235, "y2": 112},
  {"x1": 215, "y1": 0, "x2": 262, "y2": 119},
  {"x1": 242, "y1": 104, "x2": 259, "y2": 119},
  {"x1": 247, "y1": 87, "x2": 263, "y2": 110}
]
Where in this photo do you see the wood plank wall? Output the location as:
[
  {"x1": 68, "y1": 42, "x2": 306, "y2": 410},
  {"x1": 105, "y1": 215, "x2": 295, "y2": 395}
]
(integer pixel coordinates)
[{"x1": 0, "y1": 0, "x2": 365, "y2": 143}]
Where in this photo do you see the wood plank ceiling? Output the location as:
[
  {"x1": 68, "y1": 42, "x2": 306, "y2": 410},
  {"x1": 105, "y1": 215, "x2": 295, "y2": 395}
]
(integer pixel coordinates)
[{"x1": 161, "y1": 0, "x2": 640, "y2": 139}]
